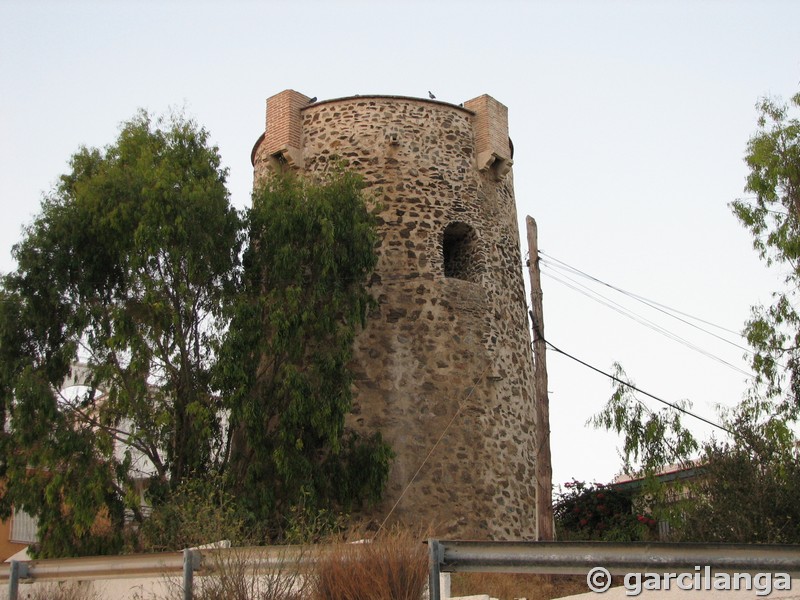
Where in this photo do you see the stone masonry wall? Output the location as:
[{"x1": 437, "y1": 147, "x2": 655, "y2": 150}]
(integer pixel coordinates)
[{"x1": 252, "y1": 91, "x2": 537, "y2": 540}]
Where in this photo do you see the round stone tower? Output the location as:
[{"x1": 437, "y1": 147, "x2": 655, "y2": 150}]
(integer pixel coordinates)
[{"x1": 251, "y1": 90, "x2": 538, "y2": 540}]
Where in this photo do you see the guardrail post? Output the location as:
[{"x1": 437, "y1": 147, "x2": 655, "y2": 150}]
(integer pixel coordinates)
[
  {"x1": 183, "y1": 548, "x2": 196, "y2": 600},
  {"x1": 8, "y1": 561, "x2": 28, "y2": 600},
  {"x1": 428, "y1": 539, "x2": 442, "y2": 600}
]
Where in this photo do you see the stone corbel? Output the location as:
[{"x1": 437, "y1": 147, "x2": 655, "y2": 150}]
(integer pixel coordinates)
[
  {"x1": 494, "y1": 157, "x2": 513, "y2": 179},
  {"x1": 269, "y1": 146, "x2": 304, "y2": 171},
  {"x1": 477, "y1": 151, "x2": 513, "y2": 181}
]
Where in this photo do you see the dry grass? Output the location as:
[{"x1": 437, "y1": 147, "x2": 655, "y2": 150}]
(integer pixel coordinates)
[
  {"x1": 450, "y1": 573, "x2": 589, "y2": 600},
  {"x1": 192, "y1": 546, "x2": 310, "y2": 600},
  {"x1": 129, "y1": 546, "x2": 311, "y2": 600},
  {"x1": 312, "y1": 528, "x2": 428, "y2": 600},
  {"x1": 22, "y1": 581, "x2": 101, "y2": 600}
]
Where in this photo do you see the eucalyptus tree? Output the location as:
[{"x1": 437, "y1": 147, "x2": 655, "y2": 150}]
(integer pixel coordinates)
[
  {"x1": 0, "y1": 114, "x2": 391, "y2": 556},
  {"x1": 217, "y1": 171, "x2": 392, "y2": 535},
  {"x1": 732, "y1": 92, "x2": 800, "y2": 416},
  {"x1": 0, "y1": 111, "x2": 241, "y2": 556}
]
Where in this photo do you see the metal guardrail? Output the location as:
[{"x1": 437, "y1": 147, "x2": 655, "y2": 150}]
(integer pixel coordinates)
[
  {"x1": 7, "y1": 539, "x2": 800, "y2": 600},
  {"x1": 427, "y1": 540, "x2": 800, "y2": 600},
  {"x1": 0, "y1": 545, "x2": 310, "y2": 600},
  {"x1": 1, "y1": 550, "x2": 187, "y2": 582},
  {"x1": 1, "y1": 549, "x2": 195, "y2": 600}
]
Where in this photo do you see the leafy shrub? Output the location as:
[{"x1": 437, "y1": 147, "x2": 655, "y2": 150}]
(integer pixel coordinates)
[
  {"x1": 282, "y1": 489, "x2": 347, "y2": 545},
  {"x1": 554, "y1": 479, "x2": 652, "y2": 541},
  {"x1": 674, "y1": 418, "x2": 800, "y2": 543},
  {"x1": 134, "y1": 476, "x2": 252, "y2": 553}
]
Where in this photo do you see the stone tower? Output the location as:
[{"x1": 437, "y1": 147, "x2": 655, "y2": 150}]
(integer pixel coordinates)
[{"x1": 251, "y1": 90, "x2": 537, "y2": 540}]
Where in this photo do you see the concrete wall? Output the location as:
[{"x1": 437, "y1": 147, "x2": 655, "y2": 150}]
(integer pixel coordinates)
[{"x1": 252, "y1": 91, "x2": 537, "y2": 540}]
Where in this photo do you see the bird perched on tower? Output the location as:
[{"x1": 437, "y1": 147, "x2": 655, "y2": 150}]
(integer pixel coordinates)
[{"x1": 428, "y1": 91, "x2": 436, "y2": 99}]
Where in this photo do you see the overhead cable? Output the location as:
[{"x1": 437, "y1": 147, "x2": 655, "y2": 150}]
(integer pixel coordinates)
[
  {"x1": 540, "y1": 266, "x2": 755, "y2": 378},
  {"x1": 539, "y1": 251, "x2": 745, "y2": 339},
  {"x1": 543, "y1": 338, "x2": 734, "y2": 436}
]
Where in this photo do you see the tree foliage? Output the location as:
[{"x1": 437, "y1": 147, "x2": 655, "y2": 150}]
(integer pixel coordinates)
[
  {"x1": 673, "y1": 406, "x2": 800, "y2": 543},
  {"x1": 589, "y1": 364, "x2": 697, "y2": 477},
  {"x1": 0, "y1": 111, "x2": 240, "y2": 556},
  {"x1": 587, "y1": 92, "x2": 800, "y2": 544},
  {"x1": 0, "y1": 114, "x2": 390, "y2": 556},
  {"x1": 731, "y1": 92, "x2": 800, "y2": 414},
  {"x1": 136, "y1": 475, "x2": 250, "y2": 553},
  {"x1": 217, "y1": 171, "x2": 392, "y2": 534}
]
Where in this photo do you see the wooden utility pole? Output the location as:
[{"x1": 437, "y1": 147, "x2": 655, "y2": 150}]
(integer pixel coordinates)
[{"x1": 526, "y1": 215, "x2": 554, "y2": 541}]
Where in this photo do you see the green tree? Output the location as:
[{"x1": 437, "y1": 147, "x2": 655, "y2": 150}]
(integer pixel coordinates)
[
  {"x1": 217, "y1": 171, "x2": 392, "y2": 537},
  {"x1": 587, "y1": 365, "x2": 699, "y2": 541},
  {"x1": 673, "y1": 94, "x2": 800, "y2": 542},
  {"x1": 588, "y1": 92, "x2": 800, "y2": 544},
  {"x1": 589, "y1": 363, "x2": 698, "y2": 477},
  {"x1": 0, "y1": 114, "x2": 392, "y2": 556},
  {"x1": 731, "y1": 92, "x2": 800, "y2": 416},
  {"x1": 673, "y1": 406, "x2": 800, "y2": 543},
  {"x1": 0, "y1": 111, "x2": 241, "y2": 556}
]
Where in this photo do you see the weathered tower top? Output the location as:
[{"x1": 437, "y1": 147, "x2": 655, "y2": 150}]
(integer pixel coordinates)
[{"x1": 252, "y1": 90, "x2": 513, "y2": 177}]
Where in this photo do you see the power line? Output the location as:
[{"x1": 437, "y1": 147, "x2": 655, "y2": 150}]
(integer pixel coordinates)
[
  {"x1": 544, "y1": 338, "x2": 734, "y2": 436},
  {"x1": 540, "y1": 266, "x2": 755, "y2": 378},
  {"x1": 539, "y1": 250, "x2": 745, "y2": 339},
  {"x1": 537, "y1": 250, "x2": 793, "y2": 372}
]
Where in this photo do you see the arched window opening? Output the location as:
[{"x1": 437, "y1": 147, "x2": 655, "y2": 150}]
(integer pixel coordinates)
[{"x1": 443, "y1": 222, "x2": 480, "y2": 282}]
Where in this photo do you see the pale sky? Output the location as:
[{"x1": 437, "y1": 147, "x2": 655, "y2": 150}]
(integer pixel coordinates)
[{"x1": 1, "y1": 0, "x2": 799, "y2": 495}]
